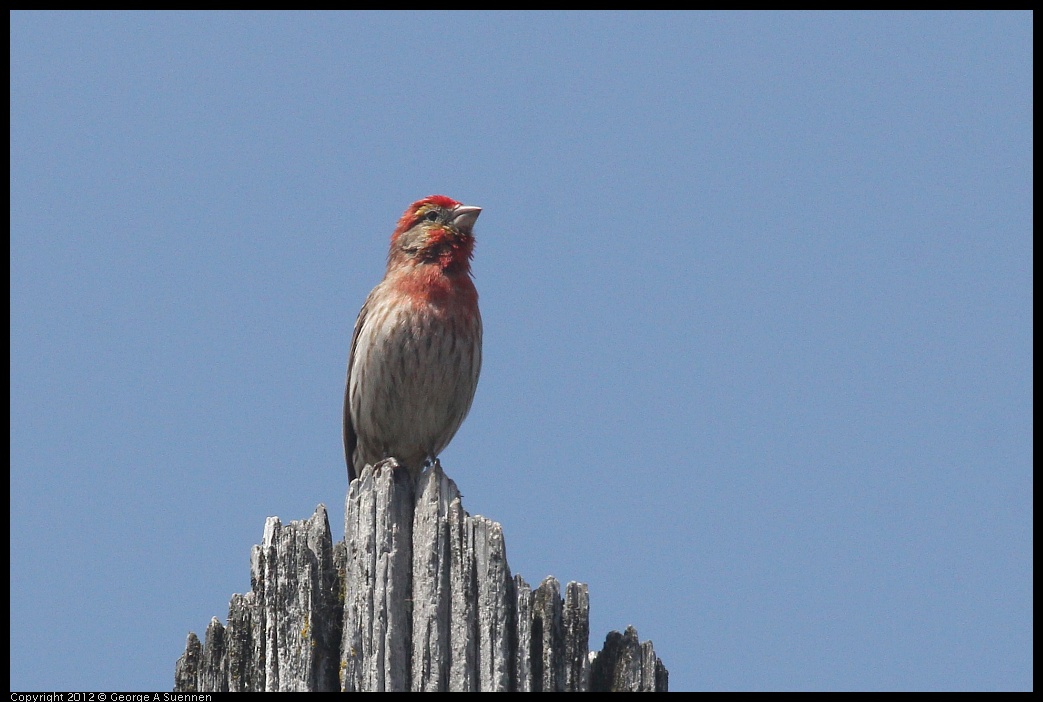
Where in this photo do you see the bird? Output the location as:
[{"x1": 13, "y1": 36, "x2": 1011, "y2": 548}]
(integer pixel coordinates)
[{"x1": 343, "y1": 195, "x2": 483, "y2": 484}]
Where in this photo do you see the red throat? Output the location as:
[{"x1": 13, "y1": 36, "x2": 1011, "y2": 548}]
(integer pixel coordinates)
[{"x1": 390, "y1": 262, "x2": 479, "y2": 313}]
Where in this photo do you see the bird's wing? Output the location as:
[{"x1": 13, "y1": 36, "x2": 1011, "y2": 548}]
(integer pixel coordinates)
[{"x1": 342, "y1": 299, "x2": 369, "y2": 484}]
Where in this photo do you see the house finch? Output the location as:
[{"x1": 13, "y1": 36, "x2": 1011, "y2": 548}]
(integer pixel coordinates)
[{"x1": 343, "y1": 195, "x2": 482, "y2": 483}]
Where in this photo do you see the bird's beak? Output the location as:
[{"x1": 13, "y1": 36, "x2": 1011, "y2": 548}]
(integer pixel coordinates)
[{"x1": 451, "y1": 204, "x2": 481, "y2": 232}]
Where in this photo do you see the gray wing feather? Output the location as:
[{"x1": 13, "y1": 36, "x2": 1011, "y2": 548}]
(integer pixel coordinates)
[{"x1": 342, "y1": 301, "x2": 368, "y2": 484}]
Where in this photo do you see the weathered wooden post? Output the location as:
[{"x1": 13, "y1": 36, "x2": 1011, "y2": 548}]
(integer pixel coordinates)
[{"x1": 174, "y1": 461, "x2": 668, "y2": 691}]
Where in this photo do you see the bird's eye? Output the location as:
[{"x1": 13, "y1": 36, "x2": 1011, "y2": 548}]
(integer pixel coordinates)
[{"x1": 423, "y1": 210, "x2": 441, "y2": 222}]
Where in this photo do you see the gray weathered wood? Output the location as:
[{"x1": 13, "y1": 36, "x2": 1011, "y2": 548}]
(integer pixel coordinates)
[
  {"x1": 175, "y1": 460, "x2": 667, "y2": 691},
  {"x1": 409, "y1": 466, "x2": 452, "y2": 691},
  {"x1": 533, "y1": 576, "x2": 563, "y2": 691},
  {"x1": 173, "y1": 632, "x2": 200, "y2": 692},
  {"x1": 265, "y1": 506, "x2": 342, "y2": 691},
  {"x1": 341, "y1": 461, "x2": 415, "y2": 691},
  {"x1": 590, "y1": 625, "x2": 670, "y2": 692},
  {"x1": 224, "y1": 592, "x2": 256, "y2": 692},
  {"x1": 473, "y1": 515, "x2": 512, "y2": 691},
  {"x1": 513, "y1": 574, "x2": 534, "y2": 691},
  {"x1": 563, "y1": 581, "x2": 591, "y2": 691}
]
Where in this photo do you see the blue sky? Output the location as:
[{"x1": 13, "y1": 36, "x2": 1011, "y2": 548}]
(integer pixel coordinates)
[{"x1": 10, "y1": 11, "x2": 1032, "y2": 692}]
